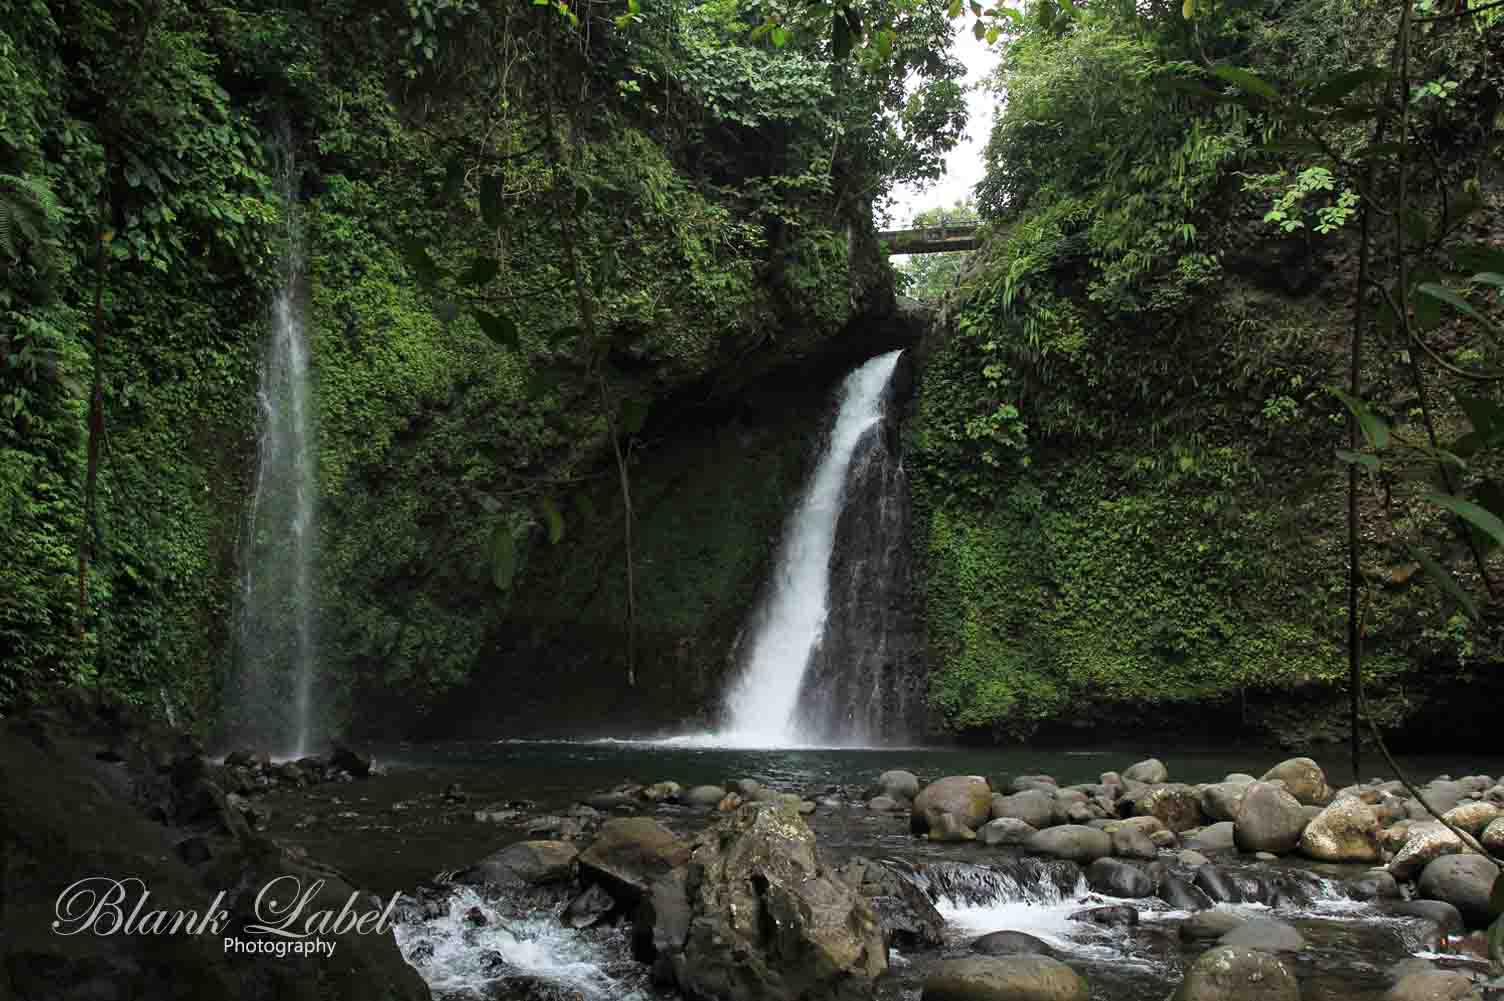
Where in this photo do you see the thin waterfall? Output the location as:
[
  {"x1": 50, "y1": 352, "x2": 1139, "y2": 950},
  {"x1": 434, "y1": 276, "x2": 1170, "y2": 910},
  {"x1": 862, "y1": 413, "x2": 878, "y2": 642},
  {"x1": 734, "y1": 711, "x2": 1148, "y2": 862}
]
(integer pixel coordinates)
[
  {"x1": 229, "y1": 147, "x2": 319, "y2": 756},
  {"x1": 720, "y1": 350, "x2": 905, "y2": 746}
]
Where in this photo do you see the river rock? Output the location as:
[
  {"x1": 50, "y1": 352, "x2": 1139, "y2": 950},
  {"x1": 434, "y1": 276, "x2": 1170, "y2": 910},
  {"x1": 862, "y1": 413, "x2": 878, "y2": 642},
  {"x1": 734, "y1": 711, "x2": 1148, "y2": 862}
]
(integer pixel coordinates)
[
  {"x1": 1128, "y1": 783, "x2": 1203, "y2": 833},
  {"x1": 970, "y1": 931, "x2": 1057, "y2": 958},
  {"x1": 1124, "y1": 758, "x2": 1169, "y2": 784},
  {"x1": 1179, "y1": 910, "x2": 1247, "y2": 940},
  {"x1": 1178, "y1": 850, "x2": 1212, "y2": 867},
  {"x1": 1225, "y1": 773, "x2": 1258, "y2": 784},
  {"x1": 1260, "y1": 758, "x2": 1331, "y2": 805},
  {"x1": 1347, "y1": 869, "x2": 1400, "y2": 901},
  {"x1": 922, "y1": 956, "x2": 1089, "y2": 1001},
  {"x1": 836, "y1": 856, "x2": 946, "y2": 949},
  {"x1": 1086, "y1": 858, "x2": 1153, "y2": 898},
  {"x1": 561, "y1": 883, "x2": 616, "y2": 928},
  {"x1": 914, "y1": 776, "x2": 993, "y2": 834},
  {"x1": 1150, "y1": 829, "x2": 1179, "y2": 849},
  {"x1": 1298, "y1": 796, "x2": 1381, "y2": 862},
  {"x1": 1388, "y1": 822, "x2": 1466, "y2": 880},
  {"x1": 1416, "y1": 853, "x2": 1501, "y2": 927},
  {"x1": 1391, "y1": 900, "x2": 1465, "y2": 937},
  {"x1": 1070, "y1": 904, "x2": 1139, "y2": 927},
  {"x1": 1481, "y1": 817, "x2": 1504, "y2": 854},
  {"x1": 1234, "y1": 783, "x2": 1308, "y2": 854},
  {"x1": 981, "y1": 818, "x2": 1039, "y2": 846},
  {"x1": 1159, "y1": 874, "x2": 1213, "y2": 911},
  {"x1": 1414, "y1": 781, "x2": 1467, "y2": 817},
  {"x1": 643, "y1": 780, "x2": 682, "y2": 802},
  {"x1": 1109, "y1": 824, "x2": 1158, "y2": 860},
  {"x1": 992, "y1": 790, "x2": 1056, "y2": 830},
  {"x1": 669, "y1": 801, "x2": 885, "y2": 1001},
  {"x1": 717, "y1": 792, "x2": 743, "y2": 811},
  {"x1": 879, "y1": 769, "x2": 921, "y2": 801},
  {"x1": 1442, "y1": 801, "x2": 1500, "y2": 835},
  {"x1": 465, "y1": 839, "x2": 579, "y2": 887},
  {"x1": 1200, "y1": 782, "x2": 1249, "y2": 823},
  {"x1": 1219, "y1": 917, "x2": 1306, "y2": 952},
  {"x1": 1184, "y1": 821, "x2": 1236, "y2": 854},
  {"x1": 1193, "y1": 865, "x2": 1242, "y2": 904},
  {"x1": 1172, "y1": 946, "x2": 1300, "y2": 1001},
  {"x1": 685, "y1": 784, "x2": 727, "y2": 807},
  {"x1": 579, "y1": 817, "x2": 691, "y2": 906},
  {"x1": 1385, "y1": 969, "x2": 1483, "y2": 1001},
  {"x1": 1011, "y1": 774, "x2": 1059, "y2": 793},
  {"x1": 330, "y1": 743, "x2": 371, "y2": 778},
  {"x1": 869, "y1": 795, "x2": 903, "y2": 812},
  {"x1": 930, "y1": 812, "x2": 978, "y2": 842},
  {"x1": 1026, "y1": 825, "x2": 1112, "y2": 863}
]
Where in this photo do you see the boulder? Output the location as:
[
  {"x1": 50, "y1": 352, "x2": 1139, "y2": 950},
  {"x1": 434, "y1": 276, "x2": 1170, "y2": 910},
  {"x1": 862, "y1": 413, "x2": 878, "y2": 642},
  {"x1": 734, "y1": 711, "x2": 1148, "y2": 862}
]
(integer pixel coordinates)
[
  {"x1": 922, "y1": 956, "x2": 1089, "y2": 1001},
  {"x1": 1069, "y1": 904, "x2": 1138, "y2": 927},
  {"x1": 1390, "y1": 900, "x2": 1465, "y2": 938},
  {"x1": 1109, "y1": 825, "x2": 1158, "y2": 860},
  {"x1": 1193, "y1": 866, "x2": 1242, "y2": 904},
  {"x1": 1224, "y1": 773, "x2": 1258, "y2": 784},
  {"x1": 667, "y1": 801, "x2": 885, "y2": 1001},
  {"x1": 1219, "y1": 917, "x2": 1306, "y2": 953},
  {"x1": 868, "y1": 795, "x2": 903, "y2": 812},
  {"x1": 579, "y1": 817, "x2": 691, "y2": 906},
  {"x1": 878, "y1": 770, "x2": 921, "y2": 801},
  {"x1": 929, "y1": 812, "x2": 978, "y2": 843},
  {"x1": 971, "y1": 931, "x2": 1057, "y2": 958},
  {"x1": 1259, "y1": 758, "x2": 1331, "y2": 805},
  {"x1": 1416, "y1": 853, "x2": 1501, "y2": 928},
  {"x1": 330, "y1": 743, "x2": 371, "y2": 778},
  {"x1": 1179, "y1": 910, "x2": 1247, "y2": 941},
  {"x1": 1442, "y1": 801, "x2": 1500, "y2": 836},
  {"x1": 1026, "y1": 825, "x2": 1112, "y2": 864},
  {"x1": 643, "y1": 781, "x2": 682, "y2": 802},
  {"x1": 1158, "y1": 874, "x2": 1213, "y2": 911},
  {"x1": 1481, "y1": 816, "x2": 1504, "y2": 855},
  {"x1": 981, "y1": 818, "x2": 1039, "y2": 847},
  {"x1": 1128, "y1": 784, "x2": 1203, "y2": 833},
  {"x1": 835, "y1": 857, "x2": 946, "y2": 950},
  {"x1": 1414, "y1": 781, "x2": 1467, "y2": 817},
  {"x1": 1298, "y1": 797, "x2": 1381, "y2": 862},
  {"x1": 1124, "y1": 758, "x2": 1169, "y2": 785},
  {"x1": 914, "y1": 776, "x2": 993, "y2": 834},
  {"x1": 1385, "y1": 970, "x2": 1483, "y2": 1001},
  {"x1": 1347, "y1": 870, "x2": 1400, "y2": 901},
  {"x1": 991, "y1": 790, "x2": 1056, "y2": 830},
  {"x1": 1233, "y1": 783, "x2": 1308, "y2": 854},
  {"x1": 1183, "y1": 821, "x2": 1237, "y2": 854},
  {"x1": 1011, "y1": 774, "x2": 1060, "y2": 794},
  {"x1": 561, "y1": 884, "x2": 616, "y2": 928},
  {"x1": 632, "y1": 868, "x2": 692, "y2": 966},
  {"x1": 1388, "y1": 822, "x2": 1465, "y2": 880},
  {"x1": 685, "y1": 785, "x2": 727, "y2": 807},
  {"x1": 1178, "y1": 850, "x2": 1212, "y2": 868},
  {"x1": 464, "y1": 840, "x2": 579, "y2": 887},
  {"x1": 1199, "y1": 783, "x2": 1249, "y2": 823},
  {"x1": 1086, "y1": 858, "x2": 1153, "y2": 898},
  {"x1": 1172, "y1": 946, "x2": 1300, "y2": 1001}
]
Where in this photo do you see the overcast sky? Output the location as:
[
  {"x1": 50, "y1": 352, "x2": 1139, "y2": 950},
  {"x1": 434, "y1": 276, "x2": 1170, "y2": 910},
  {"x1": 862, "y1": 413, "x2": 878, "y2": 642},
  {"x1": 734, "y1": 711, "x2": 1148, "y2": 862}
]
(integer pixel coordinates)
[{"x1": 884, "y1": 21, "x2": 1000, "y2": 228}]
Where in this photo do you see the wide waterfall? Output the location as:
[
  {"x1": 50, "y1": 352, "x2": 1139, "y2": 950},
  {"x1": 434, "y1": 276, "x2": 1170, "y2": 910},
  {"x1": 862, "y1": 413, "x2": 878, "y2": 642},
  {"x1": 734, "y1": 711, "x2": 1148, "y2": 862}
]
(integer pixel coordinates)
[
  {"x1": 228, "y1": 157, "x2": 320, "y2": 756},
  {"x1": 719, "y1": 349, "x2": 917, "y2": 746}
]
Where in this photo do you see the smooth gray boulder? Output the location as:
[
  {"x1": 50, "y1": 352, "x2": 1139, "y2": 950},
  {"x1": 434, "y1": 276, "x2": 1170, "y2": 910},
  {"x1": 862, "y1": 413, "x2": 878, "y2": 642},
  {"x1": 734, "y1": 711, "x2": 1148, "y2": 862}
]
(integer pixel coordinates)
[
  {"x1": 1109, "y1": 824, "x2": 1158, "y2": 860},
  {"x1": 1085, "y1": 858, "x2": 1153, "y2": 898},
  {"x1": 1184, "y1": 821, "x2": 1237, "y2": 854},
  {"x1": 922, "y1": 956, "x2": 1089, "y2": 1001},
  {"x1": 1260, "y1": 757, "x2": 1331, "y2": 806},
  {"x1": 1442, "y1": 801, "x2": 1500, "y2": 836},
  {"x1": 981, "y1": 817, "x2": 1038, "y2": 846},
  {"x1": 1482, "y1": 816, "x2": 1504, "y2": 854},
  {"x1": 579, "y1": 817, "x2": 692, "y2": 906},
  {"x1": 929, "y1": 812, "x2": 978, "y2": 843},
  {"x1": 1233, "y1": 783, "x2": 1308, "y2": 854},
  {"x1": 465, "y1": 839, "x2": 578, "y2": 886},
  {"x1": 970, "y1": 931, "x2": 1057, "y2": 958},
  {"x1": 686, "y1": 785, "x2": 728, "y2": 807},
  {"x1": 1193, "y1": 865, "x2": 1242, "y2": 904},
  {"x1": 1178, "y1": 910, "x2": 1247, "y2": 940},
  {"x1": 1388, "y1": 822, "x2": 1466, "y2": 880},
  {"x1": 914, "y1": 776, "x2": 993, "y2": 834},
  {"x1": 878, "y1": 770, "x2": 921, "y2": 802},
  {"x1": 1026, "y1": 825, "x2": 1112, "y2": 864},
  {"x1": 991, "y1": 789, "x2": 1056, "y2": 830},
  {"x1": 1159, "y1": 874, "x2": 1213, "y2": 911},
  {"x1": 1199, "y1": 783, "x2": 1248, "y2": 823},
  {"x1": 1219, "y1": 917, "x2": 1306, "y2": 952},
  {"x1": 1124, "y1": 758, "x2": 1169, "y2": 784},
  {"x1": 1172, "y1": 946, "x2": 1299, "y2": 1001},
  {"x1": 1346, "y1": 869, "x2": 1399, "y2": 901},
  {"x1": 1128, "y1": 783, "x2": 1203, "y2": 833},
  {"x1": 1298, "y1": 796, "x2": 1381, "y2": 862},
  {"x1": 1390, "y1": 900, "x2": 1464, "y2": 937},
  {"x1": 1385, "y1": 969, "x2": 1482, "y2": 1001},
  {"x1": 1416, "y1": 853, "x2": 1501, "y2": 927}
]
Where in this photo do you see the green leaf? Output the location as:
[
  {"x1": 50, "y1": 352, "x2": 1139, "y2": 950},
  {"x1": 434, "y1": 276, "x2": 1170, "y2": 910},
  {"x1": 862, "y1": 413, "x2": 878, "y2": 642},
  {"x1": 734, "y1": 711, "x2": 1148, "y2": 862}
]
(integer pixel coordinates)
[
  {"x1": 480, "y1": 175, "x2": 505, "y2": 228},
  {"x1": 473, "y1": 309, "x2": 519, "y2": 349},
  {"x1": 1416, "y1": 282, "x2": 1498, "y2": 331},
  {"x1": 402, "y1": 239, "x2": 440, "y2": 287},
  {"x1": 973, "y1": 17, "x2": 985, "y2": 38},
  {"x1": 1408, "y1": 545, "x2": 1480, "y2": 622},
  {"x1": 461, "y1": 256, "x2": 500, "y2": 286},
  {"x1": 1335, "y1": 448, "x2": 1380, "y2": 471},
  {"x1": 947, "y1": 0, "x2": 961, "y2": 15},
  {"x1": 537, "y1": 496, "x2": 565, "y2": 544},
  {"x1": 1330, "y1": 387, "x2": 1391, "y2": 450},
  {"x1": 770, "y1": 25, "x2": 788, "y2": 46},
  {"x1": 1309, "y1": 66, "x2": 1387, "y2": 106},
  {"x1": 1469, "y1": 480, "x2": 1504, "y2": 554},
  {"x1": 1469, "y1": 272, "x2": 1504, "y2": 294},
  {"x1": 1427, "y1": 492, "x2": 1504, "y2": 550},
  {"x1": 490, "y1": 523, "x2": 516, "y2": 591},
  {"x1": 621, "y1": 397, "x2": 650, "y2": 434},
  {"x1": 573, "y1": 493, "x2": 597, "y2": 523},
  {"x1": 1449, "y1": 243, "x2": 1504, "y2": 275},
  {"x1": 1209, "y1": 64, "x2": 1280, "y2": 101}
]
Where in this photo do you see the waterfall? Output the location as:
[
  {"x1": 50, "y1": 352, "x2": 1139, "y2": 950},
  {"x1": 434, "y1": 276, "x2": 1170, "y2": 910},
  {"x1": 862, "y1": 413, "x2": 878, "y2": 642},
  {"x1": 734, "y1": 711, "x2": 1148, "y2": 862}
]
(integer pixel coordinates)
[
  {"x1": 229, "y1": 150, "x2": 320, "y2": 756},
  {"x1": 719, "y1": 349, "x2": 911, "y2": 746}
]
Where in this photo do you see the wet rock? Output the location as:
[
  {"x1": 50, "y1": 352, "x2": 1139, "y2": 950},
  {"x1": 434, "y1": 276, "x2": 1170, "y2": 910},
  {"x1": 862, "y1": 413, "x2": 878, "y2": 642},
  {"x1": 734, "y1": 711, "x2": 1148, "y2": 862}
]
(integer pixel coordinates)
[
  {"x1": 631, "y1": 868, "x2": 691, "y2": 963},
  {"x1": 1233, "y1": 783, "x2": 1308, "y2": 855},
  {"x1": 971, "y1": 931, "x2": 1057, "y2": 958},
  {"x1": 1388, "y1": 822, "x2": 1466, "y2": 880},
  {"x1": 1116, "y1": 815, "x2": 1168, "y2": 836},
  {"x1": 1150, "y1": 829, "x2": 1178, "y2": 849},
  {"x1": 1416, "y1": 853, "x2": 1501, "y2": 927},
  {"x1": 1200, "y1": 782, "x2": 1249, "y2": 823},
  {"x1": 643, "y1": 781, "x2": 682, "y2": 803},
  {"x1": 1158, "y1": 874, "x2": 1213, "y2": 911},
  {"x1": 1385, "y1": 969, "x2": 1483, "y2": 1001},
  {"x1": 1442, "y1": 801, "x2": 1500, "y2": 836},
  {"x1": 730, "y1": 778, "x2": 761, "y2": 797},
  {"x1": 1110, "y1": 825, "x2": 1158, "y2": 860},
  {"x1": 1172, "y1": 945, "x2": 1299, "y2": 1001},
  {"x1": 1481, "y1": 816, "x2": 1504, "y2": 854},
  {"x1": 1070, "y1": 904, "x2": 1139, "y2": 927},
  {"x1": 1011, "y1": 774, "x2": 1059, "y2": 794},
  {"x1": 929, "y1": 812, "x2": 978, "y2": 843},
  {"x1": 586, "y1": 791, "x2": 638, "y2": 811},
  {"x1": 922, "y1": 956, "x2": 1089, "y2": 1001},
  {"x1": 1299, "y1": 796, "x2": 1381, "y2": 862},
  {"x1": 330, "y1": 744, "x2": 371, "y2": 778},
  {"x1": 868, "y1": 795, "x2": 903, "y2": 812},
  {"x1": 913, "y1": 776, "x2": 993, "y2": 834},
  {"x1": 799, "y1": 800, "x2": 816, "y2": 815},
  {"x1": 835, "y1": 857, "x2": 946, "y2": 950},
  {"x1": 1260, "y1": 757, "x2": 1331, "y2": 806},
  {"x1": 879, "y1": 770, "x2": 921, "y2": 801},
  {"x1": 175, "y1": 835, "x2": 212, "y2": 865},
  {"x1": 1219, "y1": 917, "x2": 1306, "y2": 952},
  {"x1": 1128, "y1": 783, "x2": 1203, "y2": 833},
  {"x1": 1391, "y1": 900, "x2": 1465, "y2": 937},
  {"x1": 1346, "y1": 869, "x2": 1400, "y2": 901},
  {"x1": 1179, "y1": 910, "x2": 1247, "y2": 940},
  {"x1": 717, "y1": 793, "x2": 743, "y2": 811},
  {"x1": 1026, "y1": 825, "x2": 1111, "y2": 864},
  {"x1": 464, "y1": 840, "x2": 579, "y2": 887},
  {"x1": 669, "y1": 801, "x2": 886, "y2": 1001},
  {"x1": 561, "y1": 883, "x2": 617, "y2": 928},
  {"x1": 1224, "y1": 773, "x2": 1258, "y2": 784},
  {"x1": 579, "y1": 817, "x2": 691, "y2": 906},
  {"x1": 991, "y1": 790, "x2": 1055, "y2": 830},
  {"x1": 981, "y1": 818, "x2": 1038, "y2": 846},
  {"x1": 1178, "y1": 850, "x2": 1211, "y2": 867},
  {"x1": 685, "y1": 784, "x2": 727, "y2": 807},
  {"x1": 1193, "y1": 865, "x2": 1242, "y2": 904},
  {"x1": 1184, "y1": 821, "x2": 1236, "y2": 854},
  {"x1": 1086, "y1": 858, "x2": 1153, "y2": 898},
  {"x1": 1124, "y1": 759, "x2": 1169, "y2": 785},
  {"x1": 1414, "y1": 781, "x2": 1467, "y2": 817}
]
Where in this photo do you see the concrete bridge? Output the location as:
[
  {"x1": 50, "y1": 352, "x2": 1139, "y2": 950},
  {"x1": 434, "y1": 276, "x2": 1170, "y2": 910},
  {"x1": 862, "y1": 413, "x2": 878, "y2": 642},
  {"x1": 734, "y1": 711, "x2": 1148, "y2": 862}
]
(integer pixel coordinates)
[{"x1": 877, "y1": 223, "x2": 979, "y2": 255}]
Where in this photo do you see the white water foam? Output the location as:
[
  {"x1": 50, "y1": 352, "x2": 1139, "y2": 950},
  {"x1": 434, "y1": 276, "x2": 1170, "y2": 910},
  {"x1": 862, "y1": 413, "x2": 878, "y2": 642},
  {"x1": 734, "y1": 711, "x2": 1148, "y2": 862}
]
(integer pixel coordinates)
[{"x1": 717, "y1": 350, "x2": 904, "y2": 748}]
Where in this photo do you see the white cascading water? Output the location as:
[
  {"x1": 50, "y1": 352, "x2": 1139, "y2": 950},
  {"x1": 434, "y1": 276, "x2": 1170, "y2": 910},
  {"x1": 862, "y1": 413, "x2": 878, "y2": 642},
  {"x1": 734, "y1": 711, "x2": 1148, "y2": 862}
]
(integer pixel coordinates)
[
  {"x1": 718, "y1": 350, "x2": 904, "y2": 746},
  {"x1": 231, "y1": 149, "x2": 319, "y2": 757}
]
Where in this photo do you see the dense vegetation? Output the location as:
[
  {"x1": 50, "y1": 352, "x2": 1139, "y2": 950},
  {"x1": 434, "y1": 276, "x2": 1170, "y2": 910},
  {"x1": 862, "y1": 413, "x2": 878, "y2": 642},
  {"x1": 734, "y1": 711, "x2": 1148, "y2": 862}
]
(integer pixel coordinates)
[
  {"x1": 910, "y1": 0, "x2": 1504, "y2": 743},
  {"x1": 0, "y1": 0, "x2": 962, "y2": 730}
]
